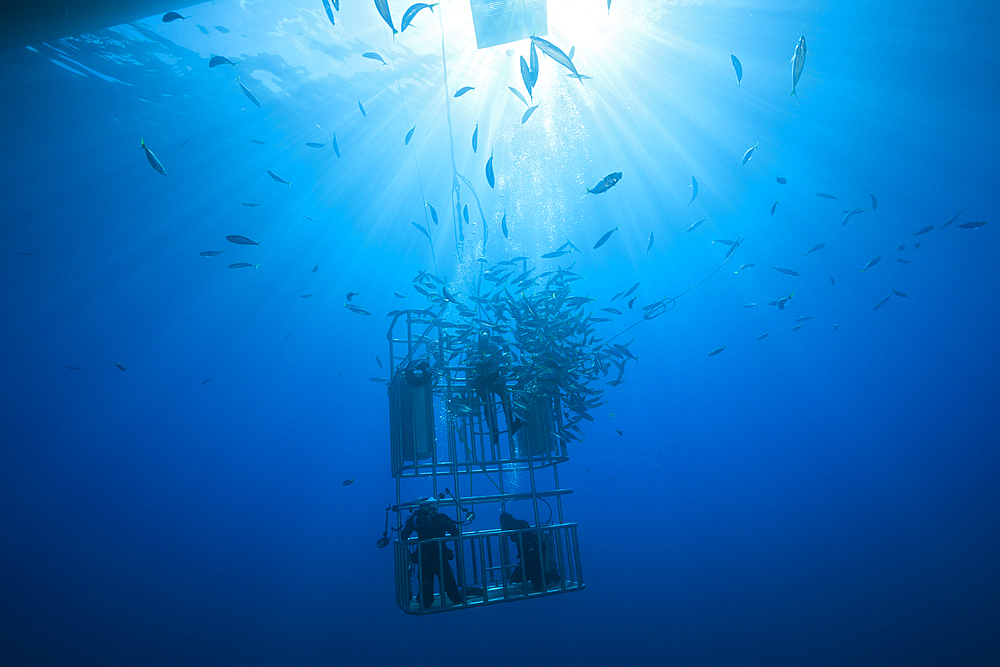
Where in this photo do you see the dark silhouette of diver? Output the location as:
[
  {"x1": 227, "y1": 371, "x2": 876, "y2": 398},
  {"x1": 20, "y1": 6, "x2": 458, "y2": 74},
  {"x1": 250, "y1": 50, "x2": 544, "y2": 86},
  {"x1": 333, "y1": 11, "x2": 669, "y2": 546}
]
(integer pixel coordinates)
[
  {"x1": 401, "y1": 501, "x2": 465, "y2": 608},
  {"x1": 499, "y1": 512, "x2": 562, "y2": 591},
  {"x1": 471, "y1": 332, "x2": 522, "y2": 446}
]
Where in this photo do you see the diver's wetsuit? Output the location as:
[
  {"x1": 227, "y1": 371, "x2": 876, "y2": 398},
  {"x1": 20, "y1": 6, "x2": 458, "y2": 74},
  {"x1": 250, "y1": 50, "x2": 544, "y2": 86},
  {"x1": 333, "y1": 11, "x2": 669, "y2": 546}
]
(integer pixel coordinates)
[
  {"x1": 471, "y1": 339, "x2": 520, "y2": 446},
  {"x1": 401, "y1": 511, "x2": 463, "y2": 608},
  {"x1": 500, "y1": 514, "x2": 561, "y2": 591}
]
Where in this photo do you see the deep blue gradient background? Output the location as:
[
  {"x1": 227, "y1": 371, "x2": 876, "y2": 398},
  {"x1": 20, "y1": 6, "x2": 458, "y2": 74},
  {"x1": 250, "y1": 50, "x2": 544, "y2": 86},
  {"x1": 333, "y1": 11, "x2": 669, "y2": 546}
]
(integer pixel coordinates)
[{"x1": 2, "y1": 1, "x2": 998, "y2": 665}]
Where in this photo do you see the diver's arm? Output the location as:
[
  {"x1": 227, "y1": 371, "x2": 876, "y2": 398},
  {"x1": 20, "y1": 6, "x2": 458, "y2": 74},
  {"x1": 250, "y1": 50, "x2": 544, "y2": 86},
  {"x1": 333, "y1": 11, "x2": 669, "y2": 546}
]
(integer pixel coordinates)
[
  {"x1": 400, "y1": 516, "x2": 415, "y2": 540},
  {"x1": 441, "y1": 514, "x2": 460, "y2": 536}
]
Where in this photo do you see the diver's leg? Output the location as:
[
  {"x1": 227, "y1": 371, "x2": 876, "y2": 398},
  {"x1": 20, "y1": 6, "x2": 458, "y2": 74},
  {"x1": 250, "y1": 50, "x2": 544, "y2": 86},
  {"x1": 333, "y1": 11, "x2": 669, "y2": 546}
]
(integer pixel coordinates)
[
  {"x1": 525, "y1": 546, "x2": 544, "y2": 589},
  {"x1": 481, "y1": 389, "x2": 499, "y2": 446},
  {"x1": 421, "y1": 561, "x2": 436, "y2": 608},
  {"x1": 500, "y1": 391, "x2": 522, "y2": 436},
  {"x1": 442, "y1": 562, "x2": 463, "y2": 604}
]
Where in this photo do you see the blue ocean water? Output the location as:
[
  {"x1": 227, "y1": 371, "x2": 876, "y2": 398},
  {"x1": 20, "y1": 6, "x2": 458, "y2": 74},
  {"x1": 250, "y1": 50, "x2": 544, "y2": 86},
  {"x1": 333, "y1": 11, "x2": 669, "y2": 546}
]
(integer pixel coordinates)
[{"x1": 2, "y1": 1, "x2": 998, "y2": 664}]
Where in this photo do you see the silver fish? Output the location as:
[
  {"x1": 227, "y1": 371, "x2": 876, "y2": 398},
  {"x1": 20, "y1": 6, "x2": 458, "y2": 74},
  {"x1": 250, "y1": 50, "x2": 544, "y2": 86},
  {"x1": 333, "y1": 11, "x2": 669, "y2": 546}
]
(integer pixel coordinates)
[
  {"x1": 803, "y1": 243, "x2": 826, "y2": 256},
  {"x1": 508, "y1": 86, "x2": 529, "y2": 107},
  {"x1": 363, "y1": 52, "x2": 386, "y2": 66},
  {"x1": 237, "y1": 77, "x2": 260, "y2": 107},
  {"x1": 593, "y1": 226, "x2": 619, "y2": 249},
  {"x1": 724, "y1": 237, "x2": 744, "y2": 260},
  {"x1": 486, "y1": 151, "x2": 495, "y2": 188},
  {"x1": 520, "y1": 56, "x2": 533, "y2": 100},
  {"x1": 530, "y1": 36, "x2": 583, "y2": 82},
  {"x1": 708, "y1": 345, "x2": 725, "y2": 356},
  {"x1": 873, "y1": 293, "x2": 892, "y2": 310},
  {"x1": 941, "y1": 208, "x2": 963, "y2": 228},
  {"x1": 860, "y1": 256, "x2": 881, "y2": 272},
  {"x1": 731, "y1": 55, "x2": 743, "y2": 85},
  {"x1": 842, "y1": 207, "x2": 868, "y2": 227},
  {"x1": 772, "y1": 266, "x2": 800, "y2": 276},
  {"x1": 689, "y1": 176, "x2": 698, "y2": 205},
  {"x1": 267, "y1": 169, "x2": 290, "y2": 186},
  {"x1": 209, "y1": 55, "x2": 238, "y2": 68},
  {"x1": 412, "y1": 221, "x2": 430, "y2": 240},
  {"x1": 791, "y1": 36, "x2": 807, "y2": 96},
  {"x1": 140, "y1": 138, "x2": 166, "y2": 175},
  {"x1": 742, "y1": 141, "x2": 759, "y2": 165},
  {"x1": 521, "y1": 104, "x2": 539, "y2": 124},
  {"x1": 401, "y1": 3, "x2": 438, "y2": 32},
  {"x1": 529, "y1": 41, "x2": 539, "y2": 88},
  {"x1": 374, "y1": 0, "x2": 397, "y2": 34},
  {"x1": 358, "y1": 100, "x2": 367, "y2": 117}
]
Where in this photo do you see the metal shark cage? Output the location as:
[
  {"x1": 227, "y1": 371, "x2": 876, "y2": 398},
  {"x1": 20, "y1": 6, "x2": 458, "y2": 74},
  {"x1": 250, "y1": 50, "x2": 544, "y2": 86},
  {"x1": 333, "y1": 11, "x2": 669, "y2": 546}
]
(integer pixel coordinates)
[{"x1": 380, "y1": 309, "x2": 585, "y2": 614}]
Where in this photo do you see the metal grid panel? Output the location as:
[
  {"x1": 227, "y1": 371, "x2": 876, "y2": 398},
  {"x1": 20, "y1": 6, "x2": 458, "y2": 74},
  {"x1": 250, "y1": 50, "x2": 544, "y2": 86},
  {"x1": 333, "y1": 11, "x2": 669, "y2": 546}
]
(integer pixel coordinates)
[{"x1": 470, "y1": 0, "x2": 547, "y2": 49}]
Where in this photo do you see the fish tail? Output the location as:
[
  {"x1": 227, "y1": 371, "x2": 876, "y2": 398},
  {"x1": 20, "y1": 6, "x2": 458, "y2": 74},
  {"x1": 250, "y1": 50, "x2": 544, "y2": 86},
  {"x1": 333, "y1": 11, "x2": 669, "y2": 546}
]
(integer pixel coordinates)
[
  {"x1": 791, "y1": 89, "x2": 797, "y2": 97},
  {"x1": 140, "y1": 137, "x2": 145, "y2": 149}
]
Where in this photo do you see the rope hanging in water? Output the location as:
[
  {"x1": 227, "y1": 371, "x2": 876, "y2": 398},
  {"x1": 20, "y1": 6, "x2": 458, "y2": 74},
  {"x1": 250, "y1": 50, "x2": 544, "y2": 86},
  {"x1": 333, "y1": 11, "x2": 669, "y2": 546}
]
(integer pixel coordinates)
[
  {"x1": 605, "y1": 251, "x2": 740, "y2": 346},
  {"x1": 437, "y1": 7, "x2": 475, "y2": 260}
]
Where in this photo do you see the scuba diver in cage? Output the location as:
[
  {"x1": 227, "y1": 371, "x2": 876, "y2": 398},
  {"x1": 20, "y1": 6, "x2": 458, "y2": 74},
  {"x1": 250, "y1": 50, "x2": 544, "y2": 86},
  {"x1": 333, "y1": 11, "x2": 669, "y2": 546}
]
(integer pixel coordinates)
[
  {"x1": 471, "y1": 331, "x2": 522, "y2": 446},
  {"x1": 400, "y1": 499, "x2": 466, "y2": 608},
  {"x1": 499, "y1": 511, "x2": 562, "y2": 591}
]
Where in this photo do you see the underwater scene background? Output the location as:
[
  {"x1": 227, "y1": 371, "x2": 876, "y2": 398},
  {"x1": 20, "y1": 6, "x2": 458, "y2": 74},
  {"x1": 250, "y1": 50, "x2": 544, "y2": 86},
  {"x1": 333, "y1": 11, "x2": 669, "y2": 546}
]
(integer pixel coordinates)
[{"x1": 2, "y1": 0, "x2": 998, "y2": 664}]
